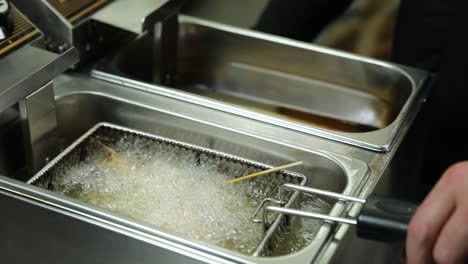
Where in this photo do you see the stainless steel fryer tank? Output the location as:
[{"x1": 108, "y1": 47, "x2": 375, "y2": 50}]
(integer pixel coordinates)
[
  {"x1": 0, "y1": 75, "x2": 369, "y2": 264},
  {"x1": 92, "y1": 15, "x2": 429, "y2": 152}
]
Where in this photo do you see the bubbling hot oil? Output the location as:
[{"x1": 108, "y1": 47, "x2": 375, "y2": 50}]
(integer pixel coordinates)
[{"x1": 50, "y1": 135, "x2": 331, "y2": 255}]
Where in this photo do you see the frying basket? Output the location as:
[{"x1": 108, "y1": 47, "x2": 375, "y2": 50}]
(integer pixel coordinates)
[{"x1": 27, "y1": 122, "x2": 309, "y2": 256}]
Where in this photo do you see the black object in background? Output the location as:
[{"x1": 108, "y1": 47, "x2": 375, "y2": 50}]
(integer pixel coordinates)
[
  {"x1": 393, "y1": 0, "x2": 468, "y2": 184},
  {"x1": 254, "y1": 0, "x2": 353, "y2": 42}
]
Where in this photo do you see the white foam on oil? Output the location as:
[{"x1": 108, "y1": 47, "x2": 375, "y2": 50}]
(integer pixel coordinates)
[
  {"x1": 51, "y1": 136, "x2": 265, "y2": 254},
  {"x1": 50, "y1": 134, "x2": 331, "y2": 255}
]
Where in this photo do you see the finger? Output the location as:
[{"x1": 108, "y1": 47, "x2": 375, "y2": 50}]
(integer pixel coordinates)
[
  {"x1": 433, "y1": 206, "x2": 468, "y2": 264},
  {"x1": 433, "y1": 177, "x2": 468, "y2": 263},
  {"x1": 405, "y1": 162, "x2": 466, "y2": 263},
  {"x1": 406, "y1": 194, "x2": 455, "y2": 263}
]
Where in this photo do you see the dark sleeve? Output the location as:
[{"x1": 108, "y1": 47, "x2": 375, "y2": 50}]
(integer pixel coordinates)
[
  {"x1": 392, "y1": 0, "x2": 468, "y2": 183},
  {"x1": 253, "y1": 0, "x2": 353, "y2": 42},
  {"x1": 392, "y1": 0, "x2": 460, "y2": 71},
  {"x1": 419, "y1": 11, "x2": 468, "y2": 183}
]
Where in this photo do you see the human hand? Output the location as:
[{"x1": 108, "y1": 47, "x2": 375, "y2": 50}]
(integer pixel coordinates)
[{"x1": 406, "y1": 161, "x2": 468, "y2": 264}]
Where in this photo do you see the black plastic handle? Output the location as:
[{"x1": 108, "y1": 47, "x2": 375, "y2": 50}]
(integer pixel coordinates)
[{"x1": 356, "y1": 194, "x2": 418, "y2": 242}]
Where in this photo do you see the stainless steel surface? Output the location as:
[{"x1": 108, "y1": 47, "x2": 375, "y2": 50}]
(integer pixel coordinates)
[
  {"x1": 28, "y1": 122, "x2": 308, "y2": 256},
  {"x1": 0, "y1": 72, "x2": 369, "y2": 263},
  {"x1": 92, "y1": 15, "x2": 429, "y2": 152},
  {"x1": 92, "y1": 0, "x2": 180, "y2": 34},
  {"x1": 10, "y1": 0, "x2": 72, "y2": 46},
  {"x1": 0, "y1": 44, "x2": 78, "y2": 113},
  {"x1": 19, "y1": 82, "x2": 59, "y2": 175}
]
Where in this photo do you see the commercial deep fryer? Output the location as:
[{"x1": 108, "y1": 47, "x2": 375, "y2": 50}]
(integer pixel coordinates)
[{"x1": 0, "y1": 1, "x2": 431, "y2": 263}]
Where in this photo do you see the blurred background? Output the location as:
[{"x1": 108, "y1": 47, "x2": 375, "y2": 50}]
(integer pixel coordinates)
[{"x1": 182, "y1": 0, "x2": 400, "y2": 60}]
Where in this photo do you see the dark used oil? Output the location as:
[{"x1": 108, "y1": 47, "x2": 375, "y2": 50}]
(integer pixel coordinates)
[
  {"x1": 183, "y1": 88, "x2": 378, "y2": 133},
  {"x1": 276, "y1": 108, "x2": 377, "y2": 133}
]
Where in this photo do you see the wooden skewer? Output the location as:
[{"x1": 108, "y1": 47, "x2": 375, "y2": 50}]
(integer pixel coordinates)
[{"x1": 228, "y1": 161, "x2": 303, "y2": 184}]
